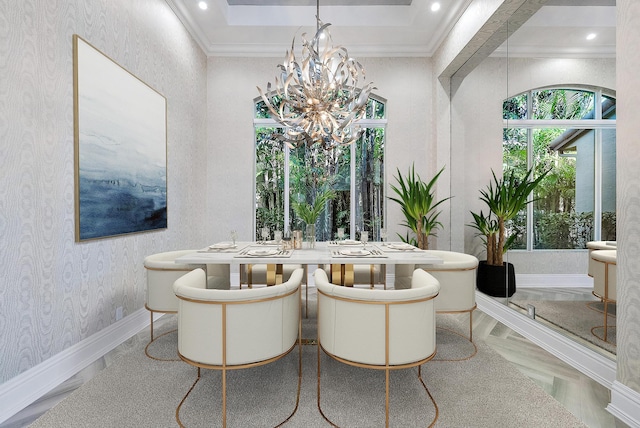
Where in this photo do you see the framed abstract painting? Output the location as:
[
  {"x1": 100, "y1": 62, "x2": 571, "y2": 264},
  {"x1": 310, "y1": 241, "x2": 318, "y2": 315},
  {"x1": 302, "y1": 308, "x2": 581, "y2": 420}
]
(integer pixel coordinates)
[{"x1": 73, "y1": 35, "x2": 167, "y2": 241}]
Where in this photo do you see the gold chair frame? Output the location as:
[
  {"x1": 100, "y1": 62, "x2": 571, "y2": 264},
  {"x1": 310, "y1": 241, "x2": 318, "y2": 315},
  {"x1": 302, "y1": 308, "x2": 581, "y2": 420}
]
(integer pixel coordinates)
[
  {"x1": 325, "y1": 263, "x2": 387, "y2": 288},
  {"x1": 175, "y1": 286, "x2": 302, "y2": 428},
  {"x1": 420, "y1": 265, "x2": 477, "y2": 342},
  {"x1": 316, "y1": 290, "x2": 439, "y2": 428},
  {"x1": 591, "y1": 256, "x2": 616, "y2": 343}
]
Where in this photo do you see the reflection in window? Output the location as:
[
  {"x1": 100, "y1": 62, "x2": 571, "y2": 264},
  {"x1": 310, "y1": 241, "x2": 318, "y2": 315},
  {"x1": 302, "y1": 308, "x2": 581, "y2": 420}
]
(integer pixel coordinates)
[{"x1": 503, "y1": 87, "x2": 616, "y2": 250}]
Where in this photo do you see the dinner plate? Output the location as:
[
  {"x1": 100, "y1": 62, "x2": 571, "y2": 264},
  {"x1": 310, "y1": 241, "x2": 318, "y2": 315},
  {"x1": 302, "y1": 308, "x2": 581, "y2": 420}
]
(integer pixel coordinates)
[
  {"x1": 339, "y1": 249, "x2": 371, "y2": 257},
  {"x1": 209, "y1": 242, "x2": 236, "y2": 249},
  {"x1": 387, "y1": 243, "x2": 415, "y2": 250},
  {"x1": 246, "y1": 249, "x2": 279, "y2": 256},
  {"x1": 340, "y1": 239, "x2": 361, "y2": 245},
  {"x1": 259, "y1": 240, "x2": 280, "y2": 246}
]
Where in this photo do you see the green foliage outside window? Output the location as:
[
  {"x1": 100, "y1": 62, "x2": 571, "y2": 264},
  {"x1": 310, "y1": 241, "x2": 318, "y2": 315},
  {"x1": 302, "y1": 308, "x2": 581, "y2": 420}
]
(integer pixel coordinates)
[
  {"x1": 255, "y1": 96, "x2": 386, "y2": 241},
  {"x1": 502, "y1": 88, "x2": 616, "y2": 250}
]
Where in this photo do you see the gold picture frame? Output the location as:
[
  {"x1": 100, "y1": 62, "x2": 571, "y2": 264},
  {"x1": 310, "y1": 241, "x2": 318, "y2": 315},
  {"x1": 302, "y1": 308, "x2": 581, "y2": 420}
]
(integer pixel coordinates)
[{"x1": 73, "y1": 35, "x2": 167, "y2": 241}]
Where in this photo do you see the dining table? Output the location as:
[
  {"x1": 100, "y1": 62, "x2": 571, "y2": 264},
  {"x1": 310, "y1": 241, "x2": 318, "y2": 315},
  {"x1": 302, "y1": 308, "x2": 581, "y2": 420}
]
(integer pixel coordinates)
[{"x1": 174, "y1": 240, "x2": 444, "y2": 287}]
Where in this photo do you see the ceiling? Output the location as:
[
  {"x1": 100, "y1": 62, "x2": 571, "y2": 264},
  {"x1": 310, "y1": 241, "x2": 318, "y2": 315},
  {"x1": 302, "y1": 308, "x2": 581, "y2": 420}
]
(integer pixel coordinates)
[{"x1": 166, "y1": 0, "x2": 616, "y2": 58}]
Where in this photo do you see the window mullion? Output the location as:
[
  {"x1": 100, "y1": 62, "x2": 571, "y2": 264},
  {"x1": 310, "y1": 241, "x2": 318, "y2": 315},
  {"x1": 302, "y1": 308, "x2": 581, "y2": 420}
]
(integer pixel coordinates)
[
  {"x1": 350, "y1": 142, "x2": 356, "y2": 239},
  {"x1": 594, "y1": 90, "x2": 603, "y2": 240},
  {"x1": 284, "y1": 144, "x2": 291, "y2": 235},
  {"x1": 526, "y1": 90, "x2": 534, "y2": 250}
]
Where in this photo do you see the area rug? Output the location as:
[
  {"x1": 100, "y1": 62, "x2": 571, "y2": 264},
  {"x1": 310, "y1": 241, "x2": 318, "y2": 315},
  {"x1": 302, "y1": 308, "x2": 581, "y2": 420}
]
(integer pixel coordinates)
[
  {"x1": 29, "y1": 308, "x2": 586, "y2": 428},
  {"x1": 510, "y1": 300, "x2": 616, "y2": 354}
]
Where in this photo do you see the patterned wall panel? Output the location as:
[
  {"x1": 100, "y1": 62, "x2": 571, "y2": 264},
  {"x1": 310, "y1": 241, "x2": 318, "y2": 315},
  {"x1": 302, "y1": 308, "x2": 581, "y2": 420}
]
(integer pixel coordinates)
[
  {"x1": 616, "y1": 0, "x2": 640, "y2": 393},
  {"x1": 0, "y1": 0, "x2": 207, "y2": 383}
]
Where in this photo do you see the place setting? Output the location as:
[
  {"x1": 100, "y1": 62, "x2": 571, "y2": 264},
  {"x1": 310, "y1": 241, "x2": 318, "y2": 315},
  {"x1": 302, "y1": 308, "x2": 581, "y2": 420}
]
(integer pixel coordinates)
[
  {"x1": 234, "y1": 247, "x2": 293, "y2": 258},
  {"x1": 382, "y1": 242, "x2": 421, "y2": 252},
  {"x1": 330, "y1": 247, "x2": 387, "y2": 259},
  {"x1": 199, "y1": 242, "x2": 243, "y2": 253}
]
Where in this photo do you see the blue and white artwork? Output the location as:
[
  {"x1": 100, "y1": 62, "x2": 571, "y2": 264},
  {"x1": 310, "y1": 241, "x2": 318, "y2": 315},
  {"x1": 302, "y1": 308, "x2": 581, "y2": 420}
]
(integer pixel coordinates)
[{"x1": 74, "y1": 36, "x2": 167, "y2": 241}]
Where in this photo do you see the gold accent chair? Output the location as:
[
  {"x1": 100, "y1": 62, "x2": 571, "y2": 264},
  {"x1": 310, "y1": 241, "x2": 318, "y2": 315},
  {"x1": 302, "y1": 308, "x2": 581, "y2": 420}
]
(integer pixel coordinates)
[
  {"x1": 143, "y1": 250, "x2": 230, "y2": 359},
  {"x1": 240, "y1": 263, "x2": 303, "y2": 287},
  {"x1": 590, "y1": 249, "x2": 617, "y2": 342},
  {"x1": 416, "y1": 250, "x2": 479, "y2": 342},
  {"x1": 321, "y1": 263, "x2": 386, "y2": 288},
  {"x1": 173, "y1": 268, "x2": 303, "y2": 427},
  {"x1": 314, "y1": 268, "x2": 440, "y2": 428}
]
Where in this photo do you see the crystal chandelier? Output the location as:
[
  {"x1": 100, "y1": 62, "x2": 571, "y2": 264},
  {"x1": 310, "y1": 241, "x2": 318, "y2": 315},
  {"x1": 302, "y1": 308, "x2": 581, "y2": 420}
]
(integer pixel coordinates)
[{"x1": 257, "y1": 0, "x2": 375, "y2": 150}]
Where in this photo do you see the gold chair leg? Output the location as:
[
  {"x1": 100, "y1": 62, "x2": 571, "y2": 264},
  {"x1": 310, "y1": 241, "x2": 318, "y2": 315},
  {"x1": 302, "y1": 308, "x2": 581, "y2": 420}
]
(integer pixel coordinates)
[
  {"x1": 222, "y1": 368, "x2": 227, "y2": 428},
  {"x1": 603, "y1": 300, "x2": 608, "y2": 342},
  {"x1": 150, "y1": 310, "x2": 154, "y2": 342},
  {"x1": 385, "y1": 368, "x2": 390, "y2": 428}
]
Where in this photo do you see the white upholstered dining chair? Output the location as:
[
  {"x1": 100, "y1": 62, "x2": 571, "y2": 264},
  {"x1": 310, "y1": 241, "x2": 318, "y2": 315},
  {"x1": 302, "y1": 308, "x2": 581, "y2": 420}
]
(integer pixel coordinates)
[
  {"x1": 173, "y1": 267, "x2": 303, "y2": 427},
  {"x1": 587, "y1": 240, "x2": 616, "y2": 277},
  {"x1": 417, "y1": 250, "x2": 479, "y2": 341},
  {"x1": 314, "y1": 268, "x2": 440, "y2": 427},
  {"x1": 143, "y1": 250, "x2": 229, "y2": 359}
]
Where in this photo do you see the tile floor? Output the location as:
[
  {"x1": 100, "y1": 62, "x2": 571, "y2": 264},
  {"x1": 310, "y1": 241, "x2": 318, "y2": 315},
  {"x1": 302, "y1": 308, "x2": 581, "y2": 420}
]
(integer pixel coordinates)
[{"x1": 1, "y1": 286, "x2": 618, "y2": 428}]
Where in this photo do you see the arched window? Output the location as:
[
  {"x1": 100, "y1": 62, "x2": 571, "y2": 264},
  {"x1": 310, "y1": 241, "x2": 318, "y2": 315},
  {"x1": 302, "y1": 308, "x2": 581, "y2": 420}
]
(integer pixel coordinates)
[
  {"x1": 253, "y1": 95, "x2": 387, "y2": 241},
  {"x1": 503, "y1": 87, "x2": 616, "y2": 250}
]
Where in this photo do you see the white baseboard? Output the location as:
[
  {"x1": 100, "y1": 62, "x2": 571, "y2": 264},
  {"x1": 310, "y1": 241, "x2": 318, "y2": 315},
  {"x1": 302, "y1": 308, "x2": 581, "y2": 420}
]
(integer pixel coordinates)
[
  {"x1": 0, "y1": 308, "x2": 152, "y2": 425},
  {"x1": 516, "y1": 273, "x2": 593, "y2": 288},
  {"x1": 607, "y1": 381, "x2": 640, "y2": 428},
  {"x1": 476, "y1": 292, "x2": 616, "y2": 389}
]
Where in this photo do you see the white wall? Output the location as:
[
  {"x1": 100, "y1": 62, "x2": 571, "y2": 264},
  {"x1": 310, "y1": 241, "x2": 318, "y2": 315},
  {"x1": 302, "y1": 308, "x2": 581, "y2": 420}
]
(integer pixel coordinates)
[
  {"x1": 451, "y1": 56, "x2": 616, "y2": 273},
  {"x1": 0, "y1": 0, "x2": 208, "y2": 384},
  {"x1": 206, "y1": 56, "x2": 434, "y2": 244},
  {"x1": 616, "y1": 0, "x2": 640, "y2": 396}
]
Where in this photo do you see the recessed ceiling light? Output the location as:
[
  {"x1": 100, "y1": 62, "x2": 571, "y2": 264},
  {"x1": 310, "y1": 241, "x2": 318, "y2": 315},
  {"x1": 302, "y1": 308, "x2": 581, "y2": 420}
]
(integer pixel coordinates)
[
  {"x1": 586, "y1": 33, "x2": 597, "y2": 40},
  {"x1": 198, "y1": 1, "x2": 208, "y2": 10},
  {"x1": 431, "y1": 2, "x2": 441, "y2": 12}
]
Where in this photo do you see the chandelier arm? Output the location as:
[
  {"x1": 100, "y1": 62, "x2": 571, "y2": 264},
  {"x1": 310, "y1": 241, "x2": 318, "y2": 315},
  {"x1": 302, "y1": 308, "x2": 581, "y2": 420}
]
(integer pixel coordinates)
[{"x1": 257, "y1": 5, "x2": 374, "y2": 150}]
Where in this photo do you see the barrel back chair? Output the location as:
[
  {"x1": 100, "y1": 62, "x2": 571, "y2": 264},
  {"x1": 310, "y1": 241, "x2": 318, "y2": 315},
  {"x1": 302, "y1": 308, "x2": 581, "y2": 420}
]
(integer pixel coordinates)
[
  {"x1": 314, "y1": 268, "x2": 440, "y2": 428},
  {"x1": 417, "y1": 250, "x2": 479, "y2": 341},
  {"x1": 590, "y1": 249, "x2": 617, "y2": 342},
  {"x1": 587, "y1": 241, "x2": 616, "y2": 277},
  {"x1": 143, "y1": 250, "x2": 229, "y2": 358},
  {"x1": 173, "y1": 268, "x2": 303, "y2": 427}
]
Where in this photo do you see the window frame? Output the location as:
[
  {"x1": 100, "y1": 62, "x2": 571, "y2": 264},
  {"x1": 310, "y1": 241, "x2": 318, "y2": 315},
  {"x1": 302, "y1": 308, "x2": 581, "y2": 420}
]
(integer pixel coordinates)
[
  {"x1": 253, "y1": 94, "x2": 388, "y2": 240},
  {"x1": 503, "y1": 86, "x2": 616, "y2": 249}
]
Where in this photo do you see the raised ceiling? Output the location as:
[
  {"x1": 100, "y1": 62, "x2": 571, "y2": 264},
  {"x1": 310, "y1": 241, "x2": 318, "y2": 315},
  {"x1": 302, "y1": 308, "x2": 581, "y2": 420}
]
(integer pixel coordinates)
[{"x1": 166, "y1": 0, "x2": 616, "y2": 58}]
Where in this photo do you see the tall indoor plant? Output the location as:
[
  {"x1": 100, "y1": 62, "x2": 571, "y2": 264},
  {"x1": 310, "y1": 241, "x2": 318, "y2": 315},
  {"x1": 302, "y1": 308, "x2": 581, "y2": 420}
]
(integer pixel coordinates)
[
  {"x1": 469, "y1": 167, "x2": 548, "y2": 296},
  {"x1": 389, "y1": 165, "x2": 450, "y2": 250},
  {"x1": 292, "y1": 187, "x2": 336, "y2": 248}
]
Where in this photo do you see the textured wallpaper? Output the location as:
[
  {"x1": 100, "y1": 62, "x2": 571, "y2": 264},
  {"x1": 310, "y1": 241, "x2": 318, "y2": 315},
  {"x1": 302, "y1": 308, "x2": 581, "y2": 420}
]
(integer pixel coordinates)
[
  {"x1": 616, "y1": 0, "x2": 640, "y2": 393},
  {"x1": 0, "y1": 0, "x2": 207, "y2": 383}
]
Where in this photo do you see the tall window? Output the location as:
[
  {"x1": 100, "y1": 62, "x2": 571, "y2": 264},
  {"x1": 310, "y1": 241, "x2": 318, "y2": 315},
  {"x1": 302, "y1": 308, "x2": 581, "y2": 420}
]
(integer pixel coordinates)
[
  {"x1": 254, "y1": 96, "x2": 387, "y2": 241},
  {"x1": 503, "y1": 87, "x2": 616, "y2": 250}
]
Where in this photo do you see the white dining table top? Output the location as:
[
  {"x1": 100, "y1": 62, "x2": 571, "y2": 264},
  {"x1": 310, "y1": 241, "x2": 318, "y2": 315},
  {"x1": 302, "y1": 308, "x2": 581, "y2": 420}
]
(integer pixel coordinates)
[{"x1": 174, "y1": 241, "x2": 443, "y2": 266}]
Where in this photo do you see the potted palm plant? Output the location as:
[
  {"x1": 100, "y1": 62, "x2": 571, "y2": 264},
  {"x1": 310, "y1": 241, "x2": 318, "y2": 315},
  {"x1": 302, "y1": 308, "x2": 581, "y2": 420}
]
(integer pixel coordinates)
[
  {"x1": 292, "y1": 187, "x2": 336, "y2": 248},
  {"x1": 469, "y1": 167, "x2": 548, "y2": 297},
  {"x1": 389, "y1": 165, "x2": 450, "y2": 250}
]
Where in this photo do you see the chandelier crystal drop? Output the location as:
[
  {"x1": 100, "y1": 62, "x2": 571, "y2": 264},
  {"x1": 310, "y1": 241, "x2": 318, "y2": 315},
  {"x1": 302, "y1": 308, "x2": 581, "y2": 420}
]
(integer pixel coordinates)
[{"x1": 257, "y1": 6, "x2": 375, "y2": 150}]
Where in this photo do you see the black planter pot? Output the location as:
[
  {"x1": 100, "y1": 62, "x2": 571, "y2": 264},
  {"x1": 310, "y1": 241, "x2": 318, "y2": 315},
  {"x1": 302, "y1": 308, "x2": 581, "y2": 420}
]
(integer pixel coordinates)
[{"x1": 476, "y1": 261, "x2": 516, "y2": 297}]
